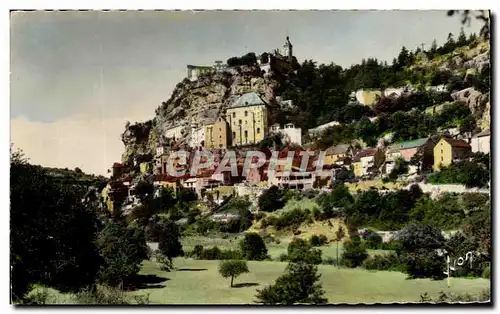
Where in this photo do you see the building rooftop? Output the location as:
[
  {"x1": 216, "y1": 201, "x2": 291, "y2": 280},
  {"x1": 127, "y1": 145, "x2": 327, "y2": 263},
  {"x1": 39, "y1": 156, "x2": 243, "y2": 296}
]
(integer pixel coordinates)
[
  {"x1": 231, "y1": 92, "x2": 266, "y2": 108},
  {"x1": 325, "y1": 144, "x2": 350, "y2": 156},
  {"x1": 473, "y1": 129, "x2": 490, "y2": 138},
  {"x1": 443, "y1": 138, "x2": 471, "y2": 148},
  {"x1": 352, "y1": 148, "x2": 378, "y2": 162}
]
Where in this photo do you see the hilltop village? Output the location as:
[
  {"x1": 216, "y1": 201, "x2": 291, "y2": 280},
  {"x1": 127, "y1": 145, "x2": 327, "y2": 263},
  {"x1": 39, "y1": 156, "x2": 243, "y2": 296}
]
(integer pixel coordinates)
[
  {"x1": 11, "y1": 13, "x2": 492, "y2": 305},
  {"x1": 103, "y1": 34, "x2": 491, "y2": 220}
]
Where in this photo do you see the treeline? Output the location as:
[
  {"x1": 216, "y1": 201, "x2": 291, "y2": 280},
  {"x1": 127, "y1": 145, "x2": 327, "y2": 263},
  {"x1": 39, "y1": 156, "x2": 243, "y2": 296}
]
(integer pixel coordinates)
[
  {"x1": 10, "y1": 148, "x2": 184, "y2": 304},
  {"x1": 276, "y1": 29, "x2": 485, "y2": 131}
]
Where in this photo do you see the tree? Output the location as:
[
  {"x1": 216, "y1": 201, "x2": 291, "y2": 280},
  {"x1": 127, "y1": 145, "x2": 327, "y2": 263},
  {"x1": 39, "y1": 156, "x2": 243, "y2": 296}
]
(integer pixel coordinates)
[
  {"x1": 286, "y1": 238, "x2": 322, "y2": 264},
  {"x1": 335, "y1": 227, "x2": 346, "y2": 267},
  {"x1": 430, "y1": 39, "x2": 438, "y2": 54},
  {"x1": 341, "y1": 235, "x2": 368, "y2": 267},
  {"x1": 255, "y1": 262, "x2": 327, "y2": 304},
  {"x1": 240, "y1": 52, "x2": 258, "y2": 66},
  {"x1": 239, "y1": 233, "x2": 268, "y2": 261},
  {"x1": 74, "y1": 167, "x2": 83, "y2": 174},
  {"x1": 227, "y1": 57, "x2": 240, "y2": 67},
  {"x1": 218, "y1": 260, "x2": 249, "y2": 287},
  {"x1": 260, "y1": 52, "x2": 269, "y2": 64},
  {"x1": 457, "y1": 27, "x2": 467, "y2": 46},
  {"x1": 387, "y1": 157, "x2": 409, "y2": 180},
  {"x1": 96, "y1": 221, "x2": 149, "y2": 287},
  {"x1": 258, "y1": 185, "x2": 285, "y2": 212},
  {"x1": 11, "y1": 154, "x2": 102, "y2": 301},
  {"x1": 397, "y1": 224, "x2": 446, "y2": 279},
  {"x1": 157, "y1": 219, "x2": 184, "y2": 271},
  {"x1": 447, "y1": 10, "x2": 490, "y2": 39}
]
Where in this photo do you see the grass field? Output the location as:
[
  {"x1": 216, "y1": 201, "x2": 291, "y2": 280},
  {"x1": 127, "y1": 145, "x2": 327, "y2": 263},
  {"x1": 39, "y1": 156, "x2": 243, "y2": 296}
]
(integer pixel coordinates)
[{"x1": 127, "y1": 258, "x2": 490, "y2": 304}]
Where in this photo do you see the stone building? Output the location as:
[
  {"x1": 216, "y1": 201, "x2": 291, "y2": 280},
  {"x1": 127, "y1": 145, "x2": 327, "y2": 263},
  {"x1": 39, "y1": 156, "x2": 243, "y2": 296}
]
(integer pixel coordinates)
[
  {"x1": 204, "y1": 117, "x2": 231, "y2": 149},
  {"x1": 270, "y1": 123, "x2": 302, "y2": 146},
  {"x1": 225, "y1": 92, "x2": 268, "y2": 146}
]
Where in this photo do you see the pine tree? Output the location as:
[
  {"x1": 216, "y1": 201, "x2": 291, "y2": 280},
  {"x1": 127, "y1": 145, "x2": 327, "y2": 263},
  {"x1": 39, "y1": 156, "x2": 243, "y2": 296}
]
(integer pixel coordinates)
[
  {"x1": 457, "y1": 27, "x2": 467, "y2": 46},
  {"x1": 430, "y1": 39, "x2": 438, "y2": 53}
]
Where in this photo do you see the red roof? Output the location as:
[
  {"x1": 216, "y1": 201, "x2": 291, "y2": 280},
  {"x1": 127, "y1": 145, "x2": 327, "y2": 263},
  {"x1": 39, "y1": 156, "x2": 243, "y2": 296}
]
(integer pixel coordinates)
[
  {"x1": 352, "y1": 148, "x2": 377, "y2": 162},
  {"x1": 112, "y1": 162, "x2": 123, "y2": 168},
  {"x1": 443, "y1": 138, "x2": 471, "y2": 148}
]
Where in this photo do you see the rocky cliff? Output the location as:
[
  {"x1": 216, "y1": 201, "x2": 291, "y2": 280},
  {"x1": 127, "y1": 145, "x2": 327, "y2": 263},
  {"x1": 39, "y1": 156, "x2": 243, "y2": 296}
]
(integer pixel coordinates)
[{"x1": 121, "y1": 65, "x2": 284, "y2": 166}]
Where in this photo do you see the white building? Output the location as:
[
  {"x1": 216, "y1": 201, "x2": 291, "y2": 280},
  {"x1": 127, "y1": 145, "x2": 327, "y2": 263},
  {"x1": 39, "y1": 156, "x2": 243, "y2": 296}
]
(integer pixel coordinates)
[
  {"x1": 470, "y1": 129, "x2": 490, "y2": 154},
  {"x1": 270, "y1": 123, "x2": 302, "y2": 145},
  {"x1": 308, "y1": 121, "x2": 341, "y2": 137},
  {"x1": 188, "y1": 124, "x2": 205, "y2": 148},
  {"x1": 165, "y1": 125, "x2": 184, "y2": 141}
]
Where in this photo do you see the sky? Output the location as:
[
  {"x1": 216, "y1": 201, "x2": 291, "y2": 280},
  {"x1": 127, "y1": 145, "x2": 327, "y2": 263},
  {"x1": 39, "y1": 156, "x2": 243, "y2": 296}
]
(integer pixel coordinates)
[{"x1": 10, "y1": 10, "x2": 483, "y2": 175}]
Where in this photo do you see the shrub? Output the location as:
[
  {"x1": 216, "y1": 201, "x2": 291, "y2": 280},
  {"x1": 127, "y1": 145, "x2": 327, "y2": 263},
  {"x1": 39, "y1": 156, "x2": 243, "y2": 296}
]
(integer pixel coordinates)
[
  {"x1": 157, "y1": 219, "x2": 184, "y2": 269},
  {"x1": 310, "y1": 234, "x2": 328, "y2": 246},
  {"x1": 287, "y1": 238, "x2": 322, "y2": 265},
  {"x1": 199, "y1": 246, "x2": 221, "y2": 260},
  {"x1": 255, "y1": 262, "x2": 328, "y2": 304},
  {"x1": 240, "y1": 233, "x2": 268, "y2": 261},
  {"x1": 362, "y1": 253, "x2": 403, "y2": 271},
  {"x1": 321, "y1": 257, "x2": 339, "y2": 266},
  {"x1": 190, "y1": 245, "x2": 204, "y2": 259},
  {"x1": 482, "y1": 265, "x2": 490, "y2": 279},
  {"x1": 218, "y1": 260, "x2": 250, "y2": 287},
  {"x1": 341, "y1": 236, "x2": 368, "y2": 268},
  {"x1": 275, "y1": 208, "x2": 310, "y2": 230},
  {"x1": 258, "y1": 186, "x2": 286, "y2": 212},
  {"x1": 74, "y1": 285, "x2": 149, "y2": 304},
  {"x1": 364, "y1": 232, "x2": 383, "y2": 250},
  {"x1": 397, "y1": 224, "x2": 446, "y2": 279},
  {"x1": 278, "y1": 253, "x2": 289, "y2": 262}
]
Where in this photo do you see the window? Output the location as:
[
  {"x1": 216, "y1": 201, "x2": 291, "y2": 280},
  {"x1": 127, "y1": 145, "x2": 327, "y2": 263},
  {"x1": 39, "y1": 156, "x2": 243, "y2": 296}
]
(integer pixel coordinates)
[
  {"x1": 441, "y1": 149, "x2": 443, "y2": 154},
  {"x1": 441, "y1": 156, "x2": 444, "y2": 162},
  {"x1": 244, "y1": 130, "x2": 248, "y2": 138},
  {"x1": 219, "y1": 128, "x2": 221, "y2": 132},
  {"x1": 232, "y1": 112, "x2": 236, "y2": 118},
  {"x1": 233, "y1": 132, "x2": 236, "y2": 138},
  {"x1": 245, "y1": 111, "x2": 248, "y2": 117},
  {"x1": 257, "y1": 128, "x2": 261, "y2": 134},
  {"x1": 245, "y1": 120, "x2": 248, "y2": 125},
  {"x1": 239, "y1": 119, "x2": 242, "y2": 125}
]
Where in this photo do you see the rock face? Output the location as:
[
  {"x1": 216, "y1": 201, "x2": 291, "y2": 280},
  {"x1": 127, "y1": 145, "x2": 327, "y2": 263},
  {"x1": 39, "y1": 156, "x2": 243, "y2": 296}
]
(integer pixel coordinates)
[
  {"x1": 451, "y1": 87, "x2": 489, "y2": 128},
  {"x1": 121, "y1": 65, "x2": 284, "y2": 166}
]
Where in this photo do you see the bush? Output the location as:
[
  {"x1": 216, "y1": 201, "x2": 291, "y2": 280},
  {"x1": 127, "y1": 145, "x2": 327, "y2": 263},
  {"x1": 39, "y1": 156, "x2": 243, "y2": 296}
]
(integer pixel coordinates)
[
  {"x1": 255, "y1": 262, "x2": 328, "y2": 304},
  {"x1": 341, "y1": 236, "x2": 368, "y2": 268},
  {"x1": 218, "y1": 260, "x2": 250, "y2": 287},
  {"x1": 194, "y1": 246, "x2": 242, "y2": 260},
  {"x1": 482, "y1": 265, "x2": 490, "y2": 279},
  {"x1": 258, "y1": 186, "x2": 286, "y2": 212},
  {"x1": 362, "y1": 253, "x2": 403, "y2": 271},
  {"x1": 310, "y1": 234, "x2": 328, "y2": 246},
  {"x1": 240, "y1": 233, "x2": 268, "y2": 261},
  {"x1": 287, "y1": 238, "x2": 322, "y2": 265},
  {"x1": 364, "y1": 232, "x2": 383, "y2": 250},
  {"x1": 398, "y1": 224, "x2": 446, "y2": 279},
  {"x1": 227, "y1": 57, "x2": 240, "y2": 67},
  {"x1": 321, "y1": 257, "x2": 339, "y2": 266},
  {"x1": 74, "y1": 285, "x2": 147, "y2": 304},
  {"x1": 275, "y1": 208, "x2": 310, "y2": 230}
]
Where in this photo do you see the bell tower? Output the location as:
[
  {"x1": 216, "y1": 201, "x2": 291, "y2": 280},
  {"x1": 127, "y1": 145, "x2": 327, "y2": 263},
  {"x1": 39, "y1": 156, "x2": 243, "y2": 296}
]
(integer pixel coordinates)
[{"x1": 283, "y1": 36, "x2": 293, "y2": 64}]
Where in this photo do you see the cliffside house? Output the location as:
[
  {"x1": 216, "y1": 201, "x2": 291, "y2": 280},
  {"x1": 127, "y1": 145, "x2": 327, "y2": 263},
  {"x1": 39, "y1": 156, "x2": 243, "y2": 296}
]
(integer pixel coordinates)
[
  {"x1": 352, "y1": 148, "x2": 385, "y2": 177},
  {"x1": 270, "y1": 123, "x2": 302, "y2": 146},
  {"x1": 153, "y1": 174, "x2": 184, "y2": 195},
  {"x1": 470, "y1": 129, "x2": 490, "y2": 154},
  {"x1": 385, "y1": 138, "x2": 431, "y2": 174},
  {"x1": 324, "y1": 144, "x2": 354, "y2": 166},
  {"x1": 226, "y1": 92, "x2": 268, "y2": 146},
  {"x1": 433, "y1": 137, "x2": 472, "y2": 171},
  {"x1": 204, "y1": 117, "x2": 231, "y2": 149}
]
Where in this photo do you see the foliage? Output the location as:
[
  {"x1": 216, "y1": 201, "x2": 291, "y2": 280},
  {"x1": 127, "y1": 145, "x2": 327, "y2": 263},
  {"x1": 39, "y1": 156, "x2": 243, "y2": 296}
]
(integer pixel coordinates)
[
  {"x1": 409, "y1": 194, "x2": 465, "y2": 229},
  {"x1": 285, "y1": 238, "x2": 323, "y2": 265},
  {"x1": 386, "y1": 157, "x2": 409, "y2": 181},
  {"x1": 397, "y1": 224, "x2": 446, "y2": 279},
  {"x1": 428, "y1": 157, "x2": 490, "y2": 188},
  {"x1": 362, "y1": 253, "x2": 403, "y2": 272},
  {"x1": 420, "y1": 289, "x2": 490, "y2": 303},
  {"x1": 10, "y1": 157, "x2": 102, "y2": 301},
  {"x1": 157, "y1": 219, "x2": 184, "y2": 269},
  {"x1": 74, "y1": 285, "x2": 149, "y2": 304},
  {"x1": 255, "y1": 262, "x2": 328, "y2": 304},
  {"x1": 341, "y1": 236, "x2": 368, "y2": 268},
  {"x1": 95, "y1": 221, "x2": 149, "y2": 287},
  {"x1": 239, "y1": 233, "x2": 268, "y2": 261},
  {"x1": 310, "y1": 234, "x2": 328, "y2": 247},
  {"x1": 218, "y1": 260, "x2": 250, "y2": 287},
  {"x1": 364, "y1": 231, "x2": 383, "y2": 250},
  {"x1": 316, "y1": 182, "x2": 353, "y2": 218},
  {"x1": 461, "y1": 202, "x2": 491, "y2": 258},
  {"x1": 258, "y1": 185, "x2": 287, "y2": 212}
]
